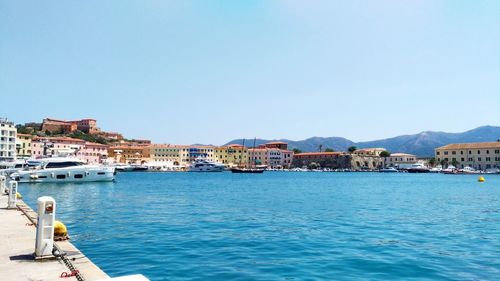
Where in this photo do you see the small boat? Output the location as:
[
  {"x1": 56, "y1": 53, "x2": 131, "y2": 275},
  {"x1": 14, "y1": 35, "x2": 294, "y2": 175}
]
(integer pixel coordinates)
[
  {"x1": 10, "y1": 157, "x2": 115, "y2": 183},
  {"x1": 458, "y1": 166, "x2": 481, "y2": 174},
  {"x1": 113, "y1": 163, "x2": 148, "y2": 172},
  {"x1": 230, "y1": 167, "x2": 265, "y2": 174},
  {"x1": 441, "y1": 165, "x2": 457, "y2": 174},
  {"x1": 407, "y1": 163, "x2": 430, "y2": 173},
  {"x1": 429, "y1": 166, "x2": 442, "y2": 173},
  {"x1": 379, "y1": 167, "x2": 398, "y2": 173},
  {"x1": 188, "y1": 159, "x2": 225, "y2": 172}
]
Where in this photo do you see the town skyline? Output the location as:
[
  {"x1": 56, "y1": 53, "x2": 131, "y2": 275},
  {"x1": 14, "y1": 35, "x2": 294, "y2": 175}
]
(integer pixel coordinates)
[{"x1": 7, "y1": 116, "x2": 500, "y2": 156}]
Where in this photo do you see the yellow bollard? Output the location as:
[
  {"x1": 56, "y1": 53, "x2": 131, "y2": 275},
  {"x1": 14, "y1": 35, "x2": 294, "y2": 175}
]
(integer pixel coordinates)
[
  {"x1": 478, "y1": 176, "x2": 485, "y2": 182},
  {"x1": 16, "y1": 192, "x2": 22, "y2": 199},
  {"x1": 54, "y1": 220, "x2": 68, "y2": 237}
]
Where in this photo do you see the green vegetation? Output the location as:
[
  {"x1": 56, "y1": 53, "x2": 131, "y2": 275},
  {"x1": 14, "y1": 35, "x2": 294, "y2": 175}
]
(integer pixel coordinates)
[
  {"x1": 69, "y1": 131, "x2": 109, "y2": 144},
  {"x1": 429, "y1": 158, "x2": 437, "y2": 167},
  {"x1": 348, "y1": 146, "x2": 357, "y2": 153},
  {"x1": 324, "y1": 148, "x2": 335, "y2": 152},
  {"x1": 15, "y1": 125, "x2": 33, "y2": 134},
  {"x1": 451, "y1": 158, "x2": 459, "y2": 167},
  {"x1": 292, "y1": 148, "x2": 302, "y2": 154},
  {"x1": 379, "y1": 151, "x2": 391, "y2": 157}
]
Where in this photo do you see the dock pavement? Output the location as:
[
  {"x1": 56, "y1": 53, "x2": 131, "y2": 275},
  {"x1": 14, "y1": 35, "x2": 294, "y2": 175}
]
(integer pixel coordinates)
[{"x1": 0, "y1": 192, "x2": 109, "y2": 281}]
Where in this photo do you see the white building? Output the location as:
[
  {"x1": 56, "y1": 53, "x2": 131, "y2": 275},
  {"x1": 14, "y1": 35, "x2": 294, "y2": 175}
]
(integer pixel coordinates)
[
  {"x1": 0, "y1": 118, "x2": 17, "y2": 161},
  {"x1": 385, "y1": 153, "x2": 418, "y2": 168}
]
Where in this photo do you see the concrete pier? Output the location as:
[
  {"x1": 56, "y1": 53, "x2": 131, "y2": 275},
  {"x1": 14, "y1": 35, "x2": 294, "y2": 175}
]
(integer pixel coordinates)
[{"x1": 0, "y1": 192, "x2": 109, "y2": 281}]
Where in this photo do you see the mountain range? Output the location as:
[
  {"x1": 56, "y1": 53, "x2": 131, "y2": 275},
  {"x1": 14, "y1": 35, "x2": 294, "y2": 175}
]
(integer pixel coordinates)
[{"x1": 224, "y1": 126, "x2": 500, "y2": 157}]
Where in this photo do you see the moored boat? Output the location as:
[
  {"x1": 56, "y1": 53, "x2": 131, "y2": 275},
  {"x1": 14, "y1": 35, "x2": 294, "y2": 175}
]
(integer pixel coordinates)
[
  {"x1": 407, "y1": 163, "x2": 430, "y2": 173},
  {"x1": 10, "y1": 157, "x2": 115, "y2": 183},
  {"x1": 379, "y1": 167, "x2": 398, "y2": 173},
  {"x1": 230, "y1": 167, "x2": 265, "y2": 173},
  {"x1": 188, "y1": 159, "x2": 225, "y2": 172}
]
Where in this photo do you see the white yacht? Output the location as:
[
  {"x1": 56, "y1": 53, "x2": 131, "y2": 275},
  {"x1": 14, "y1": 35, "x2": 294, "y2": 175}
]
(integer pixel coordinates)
[
  {"x1": 10, "y1": 157, "x2": 115, "y2": 183},
  {"x1": 0, "y1": 160, "x2": 28, "y2": 176},
  {"x1": 188, "y1": 159, "x2": 225, "y2": 172}
]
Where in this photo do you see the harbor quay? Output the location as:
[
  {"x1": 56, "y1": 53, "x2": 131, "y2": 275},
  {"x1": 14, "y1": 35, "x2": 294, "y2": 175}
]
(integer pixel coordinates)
[{"x1": 0, "y1": 186, "x2": 110, "y2": 281}]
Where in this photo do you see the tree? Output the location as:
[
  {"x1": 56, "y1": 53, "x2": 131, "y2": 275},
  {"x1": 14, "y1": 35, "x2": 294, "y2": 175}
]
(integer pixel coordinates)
[
  {"x1": 318, "y1": 144, "x2": 323, "y2": 152},
  {"x1": 451, "y1": 158, "x2": 459, "y2": 167},
  {"x1": 292, "y1": 148, "x2": 302, "y2": 154},
  {"x1": 325, "y1": 148, "x2": 335, "y2": 152},
  {"x1": 348, "y1": 146, "x2": 357, "y2": 153},
  {"x1": 440, "y1": 159, "x2": 448, "y2": 168},
  {"x1": 15, "y1": 125, "x2": 32, "y2": 134},
  {"x1": 379, "y1": 151, "x2": 390, "y2": 168},
  {"x1": 429, "y1": 158, "x2": 437, "y2": 167},
  {"x1": 379, "y1": 151, "x2": 391, "y2": 157}
]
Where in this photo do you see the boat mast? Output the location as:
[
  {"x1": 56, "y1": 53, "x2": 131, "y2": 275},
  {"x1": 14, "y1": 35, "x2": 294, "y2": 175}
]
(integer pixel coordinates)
[
  {"x1": 252, "y1": 137, "x2": 257, "y2": 169},
  {"x1": 239, "y1": 139, "x2": 245, "y2": 168}
]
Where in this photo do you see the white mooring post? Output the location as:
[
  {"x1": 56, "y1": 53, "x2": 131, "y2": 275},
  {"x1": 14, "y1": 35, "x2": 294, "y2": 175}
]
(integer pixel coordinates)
[
  {"x1": 7, "y1": 181, "x2": 18, "y2": 209},
  {"x1": 35, "y1": 196, "x2": 56, "y2": 258},
  {"x1": 0, "y1": 175, "x2": 6, "y2": 194}
]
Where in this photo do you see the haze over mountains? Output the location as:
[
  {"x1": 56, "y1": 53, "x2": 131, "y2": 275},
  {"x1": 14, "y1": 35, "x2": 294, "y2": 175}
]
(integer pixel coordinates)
[{"x1": 225, "y1": 126, "x2": 500, "y2": 157}]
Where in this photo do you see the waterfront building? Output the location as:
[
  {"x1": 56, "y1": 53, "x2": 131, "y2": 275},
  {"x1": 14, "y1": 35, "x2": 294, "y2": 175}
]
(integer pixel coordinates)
[
  {"x1": 187, "y1": 145, "x2": 216, "y2": 162},
  {"x1": 292, "y1": 152, "x2": 350, "y2": 169},
  {"x1": 149, "y1": 144, "x2": 185, "y2": 166},
  {"x1": 282, "y1": 150, "x2": 294, "y2": 168},
  {"x1": 435, "y1": 141, "x2": 500, "y2": 170},
  {"x1": 350, "y1": 154, "x2": 384, "y2": 170},
  {"x1": 0, "y1": 118, "x2": 17, "y2": 161},
  {"x1": 247, "y1": 142, "x2": 294, "y2": 168},
  {"x1": 292, "y1": 151, "x2": 383, "y2": 170},
  {"x1": 79, "y1": 142, "x2": 108, "y2": 164},
  {"x1": 32, "y1": 136, "x2": 85, "y2": 158},
  {"x1": 267, "y1": 148, "x2": 284, "y2": 168},
  {"x1": 108, "y1": 145, "x2": 150, "y2": 164},
  {"x1": 215, "y1": 144, "x2": 248, "y2": 167},
  {"x1": 385, "y1": 153, "x2": 417, "y2": 168},
  {"x1": 16, "y1": 133, "x2": 33, "y2": 159},
  {"x1": 352, "y1": 148, "x2": 387, "y2": 156},
  {"x1": 258, "y1": 141, "x2": 288, "y2": 150},
  {"x1": 248, "y1": 148, "x2": 268, "y2": 166}
]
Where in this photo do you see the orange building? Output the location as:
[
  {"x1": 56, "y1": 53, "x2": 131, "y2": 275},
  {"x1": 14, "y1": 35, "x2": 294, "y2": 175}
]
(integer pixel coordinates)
[
  {"x1": 41, "y1": 118, "x2": 78, "y2": 133},
  {"x1": 108, "y1": 145, "x2": 150, "y2": 164}
]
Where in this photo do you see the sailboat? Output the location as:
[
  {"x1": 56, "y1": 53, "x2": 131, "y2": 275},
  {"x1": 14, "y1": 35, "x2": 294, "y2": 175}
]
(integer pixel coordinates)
[{"x1": 230, "y1": 138, "x2": 265, "y2": 174}]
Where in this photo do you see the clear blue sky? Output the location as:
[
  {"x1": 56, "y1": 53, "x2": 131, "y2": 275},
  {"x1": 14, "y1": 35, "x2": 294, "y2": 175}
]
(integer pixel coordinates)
[{"x1": 1, "y1": 1, "x2": 499, "y2": 145}]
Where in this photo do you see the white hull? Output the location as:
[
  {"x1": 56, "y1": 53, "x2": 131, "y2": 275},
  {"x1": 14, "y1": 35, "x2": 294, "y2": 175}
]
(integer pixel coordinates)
[
  {"x1": 188, "y1": 160, "x2": 225, "y2": 172},
  {"x1": 188, "y1": 166, "x2": 224, "y2": 172},
  {"x1": 13, "y1": 166, "x2": 115, "y2": 183}
]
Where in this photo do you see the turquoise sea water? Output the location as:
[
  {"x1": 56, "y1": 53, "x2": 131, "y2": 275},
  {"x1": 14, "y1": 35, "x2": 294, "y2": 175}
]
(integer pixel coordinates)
[{"x1": 19, "y1": 172, "x2": 500, "y2": 280}]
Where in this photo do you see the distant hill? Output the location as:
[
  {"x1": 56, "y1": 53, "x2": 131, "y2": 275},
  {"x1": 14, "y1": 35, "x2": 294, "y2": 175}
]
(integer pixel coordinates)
[{"x1": 225, "y1": 126, "x2": 500, "y2": 157}]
